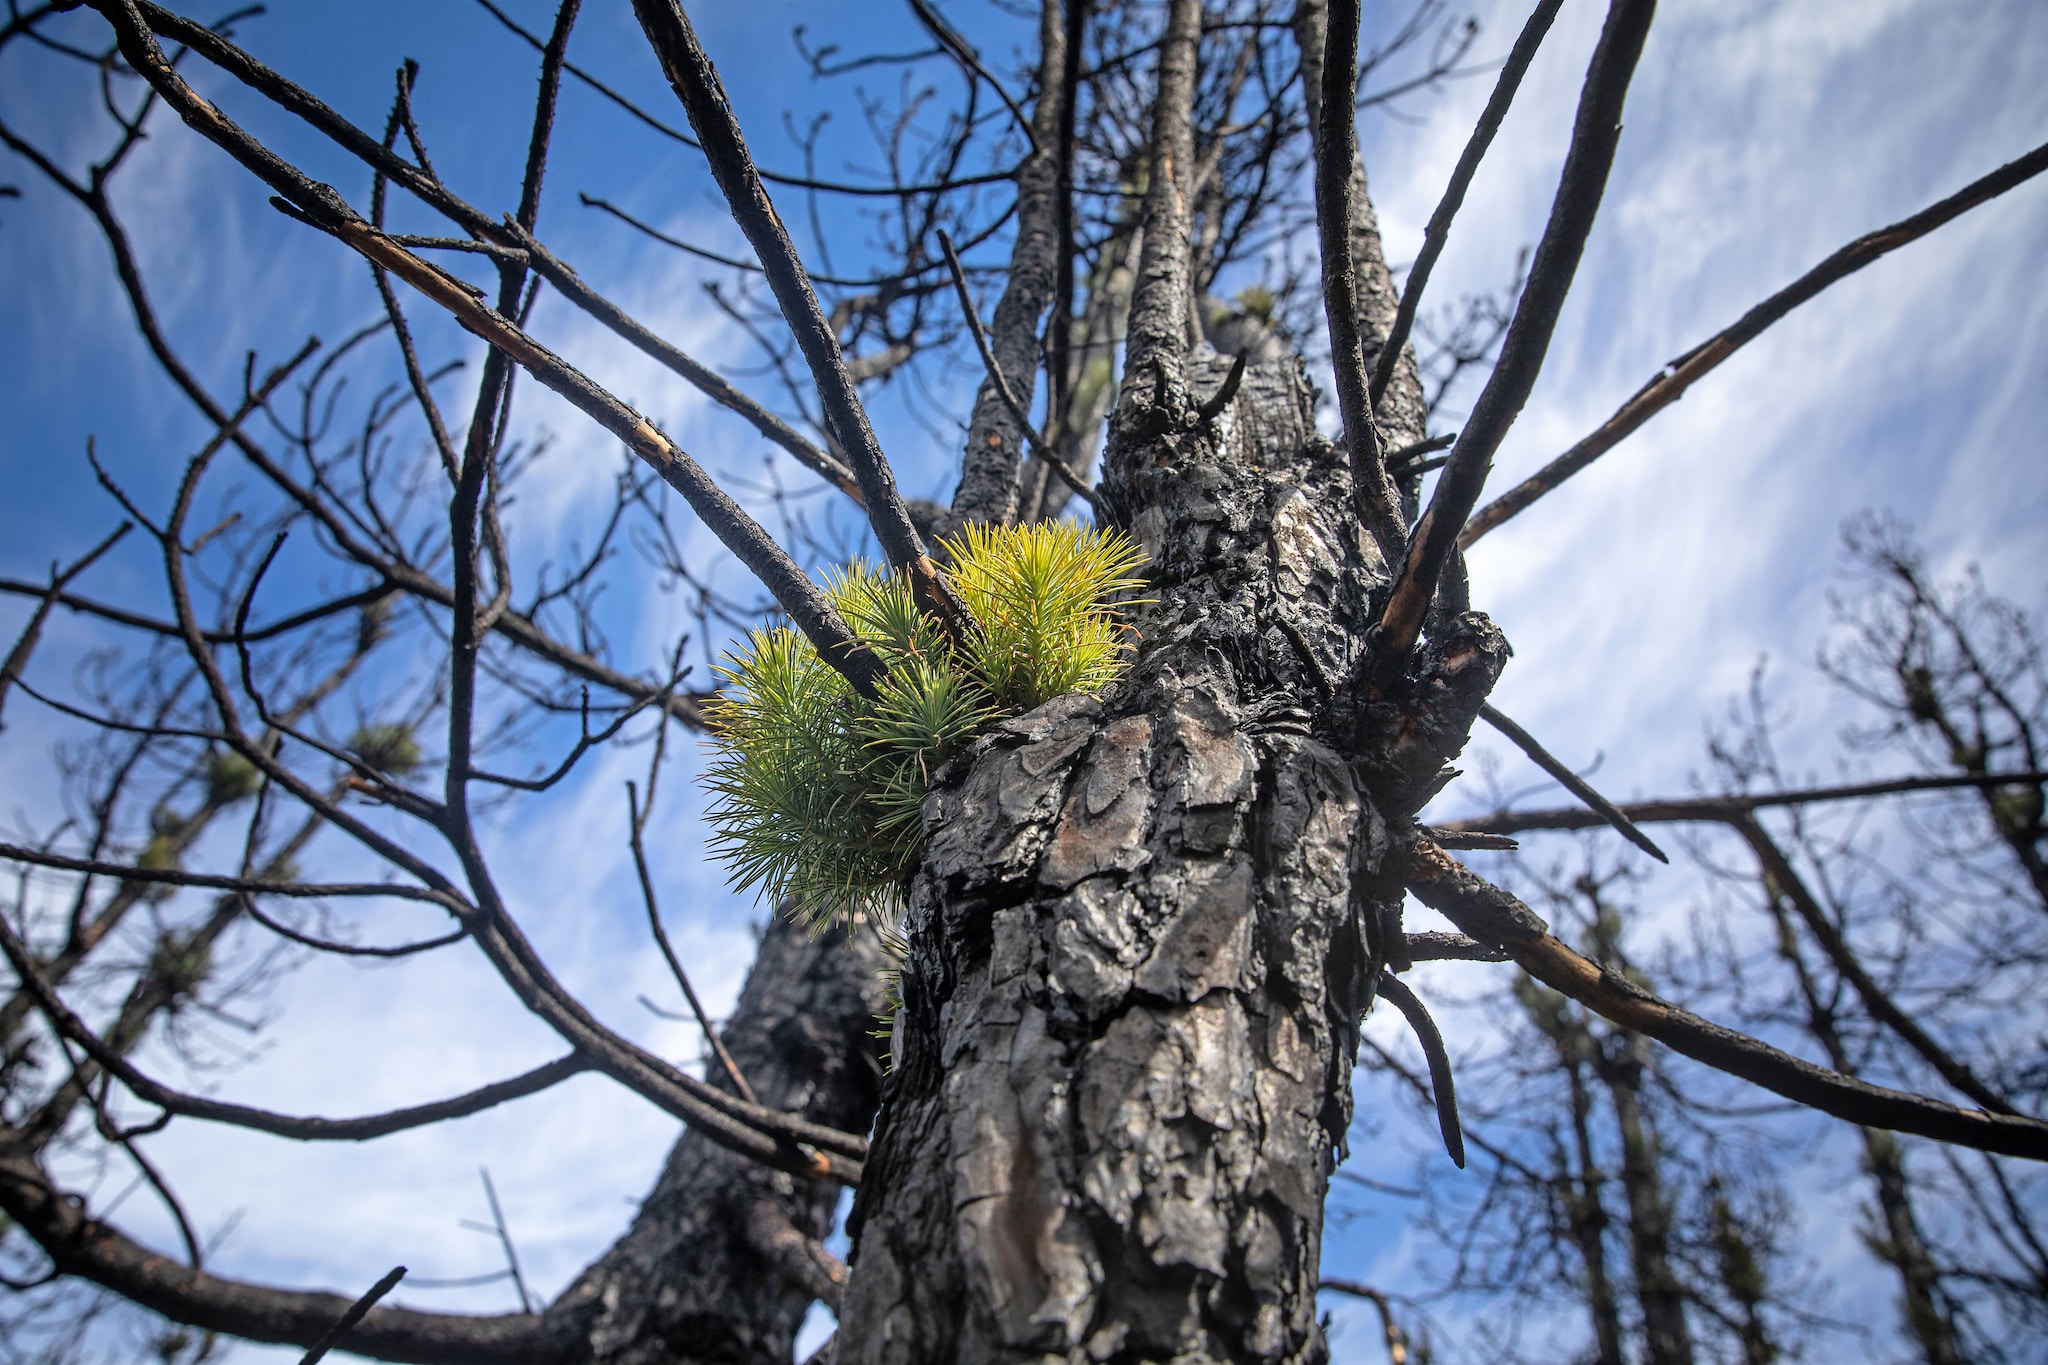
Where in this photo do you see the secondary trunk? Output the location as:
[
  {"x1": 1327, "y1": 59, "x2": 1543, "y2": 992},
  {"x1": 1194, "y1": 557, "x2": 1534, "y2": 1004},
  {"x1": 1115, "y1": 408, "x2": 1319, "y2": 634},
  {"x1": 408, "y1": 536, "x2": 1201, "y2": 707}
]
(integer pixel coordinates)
[
  {"x1": 1600, "y1": 1038, "x2": 1695, "y2": 1365},
  {"x1": 547, "y1": 912, "x2": 888, "y2": 1364},
  {"x1": 1763, "y1": 898, "x2": 1962, "y2": 1365}
]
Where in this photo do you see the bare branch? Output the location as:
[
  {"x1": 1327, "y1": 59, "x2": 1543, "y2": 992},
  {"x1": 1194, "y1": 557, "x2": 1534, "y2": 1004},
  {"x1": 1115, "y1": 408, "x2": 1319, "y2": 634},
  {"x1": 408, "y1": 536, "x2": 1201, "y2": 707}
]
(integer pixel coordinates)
[
  {"x1": 1378, "y1": 971, "x2": 1466, "y2": 1168},
  {"x1": 631, "y1": 0, "x2": 975, "y2": 649},
  {"x1": 0, "y1": 1140, "x2": 553, "y2": 1363},
  {"x1": 92, "y1": 0, "x2": 886, "y2": 700},
  {"x1": 1732, "y1": 812, "x2": 2013, "y2": 1115},
  {"x1": 1370, "y1": 0, "x2": 1655, "y2": 690},
  {"x1": 1370, "y1": 0, "x2": 1563, "y2": 410},
  {"x1": 1402, "y1": 835, "x2": 2048, "y2": 1160},
  {"x1": 1479, "y1": 702, "x2": 1668, "y2": 862},
  {"x1": 1, "y1": 914, "x2": 587, "y2": 1140},
  {"x1": 299, "y1": 1266, "x2": 407, "y2": 1365},
  {"x1": 627, "y1": 782, "x2": 757, "y2": 1105},
  {"x1": 0, "y1": 520, "x2": 131, "y2": 730},
  {"x1": 936, "y1": 227, "x2": 1101, "y2": 519},
  {"x1": 1311, "y1": 0, "x2": 1407, "y2": 563},
  {"x1": 1447, "y1": 769, "x2": 2048, "y2": 835},
  {"x1": 474, "y1": 0, "x2": 1024, "y2": 199},
  {"x1": 1461, "y1": 134, "x2": 2048, "y2": 546}
]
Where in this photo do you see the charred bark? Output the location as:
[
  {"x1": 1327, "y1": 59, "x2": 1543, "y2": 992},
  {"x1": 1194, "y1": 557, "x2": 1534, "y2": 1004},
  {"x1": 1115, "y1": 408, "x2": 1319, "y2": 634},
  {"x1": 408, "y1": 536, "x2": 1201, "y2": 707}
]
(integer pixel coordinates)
[
  {"x1": 546, "y1": 912, "x2": 888, "y2": 1365},
  {"x1": 839, "y1": 343, "x2": 1502, "y2": 1358},
  {"x1": 1291, "y1": 0, "x2": 1429, "y2": 458},
  {"x1": 832, "y1": 8, "x2": 1513, "y2": 1354}
]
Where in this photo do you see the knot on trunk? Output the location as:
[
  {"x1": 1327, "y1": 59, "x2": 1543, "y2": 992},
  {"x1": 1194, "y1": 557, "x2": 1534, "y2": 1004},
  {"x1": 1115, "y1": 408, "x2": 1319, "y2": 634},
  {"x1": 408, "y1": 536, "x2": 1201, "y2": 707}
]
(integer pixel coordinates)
[{"x1": 1350, "y1": 611, "x2": 1510, "y2": 812}]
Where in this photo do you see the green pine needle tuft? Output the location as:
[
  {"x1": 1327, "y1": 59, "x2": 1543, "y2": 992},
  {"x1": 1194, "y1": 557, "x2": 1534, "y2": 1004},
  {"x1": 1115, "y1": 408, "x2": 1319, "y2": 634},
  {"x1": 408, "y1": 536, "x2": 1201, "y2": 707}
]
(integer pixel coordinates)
[{"x1": 703, "y1": 521, "x2": 1146, "y2": 928}]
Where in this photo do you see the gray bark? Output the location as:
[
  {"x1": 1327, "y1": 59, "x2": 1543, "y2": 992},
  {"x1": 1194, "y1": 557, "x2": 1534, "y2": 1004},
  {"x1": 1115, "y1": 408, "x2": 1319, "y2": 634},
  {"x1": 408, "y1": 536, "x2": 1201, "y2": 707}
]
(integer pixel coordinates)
[
  {"x1": 546, "y1": 912, "x2": 888, "y2": 1365},
  {"x1": 838, "y1": 333, "x2": 1504, "y2": 1359}
]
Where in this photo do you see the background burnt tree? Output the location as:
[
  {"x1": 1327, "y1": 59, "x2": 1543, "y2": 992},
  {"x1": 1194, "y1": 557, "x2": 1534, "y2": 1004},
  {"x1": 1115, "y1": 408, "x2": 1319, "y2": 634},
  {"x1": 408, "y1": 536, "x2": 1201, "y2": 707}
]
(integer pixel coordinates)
[
  {"x1": 0, "y1": 1, "x2": 2045, "y2": 1362},
  {"x1": 1413, "y1": 525, "x2": 2047, "y2": 1363}
]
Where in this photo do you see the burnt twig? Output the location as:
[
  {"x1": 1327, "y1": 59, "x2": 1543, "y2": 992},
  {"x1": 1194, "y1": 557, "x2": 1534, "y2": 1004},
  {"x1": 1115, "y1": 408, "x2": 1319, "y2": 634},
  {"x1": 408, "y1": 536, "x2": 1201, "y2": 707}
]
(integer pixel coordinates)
[
  {"x1": 936, "y1": 227, "x2": 1101, "y2": 518},
  {"x1": 1479, "y1": 703, "x2": 1668, "y2": 863},
  {"x1": 298, "y1": 1266, "x2": 406, "y2": 1364},
  {"x1": 1370, "y1": 0, "x2": 1656, "y2": 690},
  {"x1": 1377, "y1": 972, "x2": 1466, "y2": 1168},
  {"x1": 0, "y1": 521, "x2": 131, "y2": 730},
  {"x1": 94, "y1": 0, "x2": 886, "y2": 700},
  {"x1": 1450, "y1": 768, "x2": 2048, "y2": 835},
  {"x1": 1462, "y1": 135, "x2": 2048, "y2": 545},
  {"x1": 1402, "y1": 834, "x2": 2048, "y2": 1161},
  {"x1": 1370, "y1": 0, "x2": 1564, "y2": 410},
  {"x1": 627, "y1": 782, "x2": 758, "y2": 1105},
  {"x1": 1310, "y1": 0, "x2": 1406, "y2": 564},
  {"x1": 631, "y1": 0, "x2": 974, "y2": 648}
]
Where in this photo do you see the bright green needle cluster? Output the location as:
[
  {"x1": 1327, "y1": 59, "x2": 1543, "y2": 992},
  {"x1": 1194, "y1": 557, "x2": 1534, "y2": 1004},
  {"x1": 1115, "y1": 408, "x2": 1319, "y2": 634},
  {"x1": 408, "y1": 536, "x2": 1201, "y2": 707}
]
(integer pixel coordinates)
[{"x1": 703, "y1": 521, "x2": 1146, "y2": 925}]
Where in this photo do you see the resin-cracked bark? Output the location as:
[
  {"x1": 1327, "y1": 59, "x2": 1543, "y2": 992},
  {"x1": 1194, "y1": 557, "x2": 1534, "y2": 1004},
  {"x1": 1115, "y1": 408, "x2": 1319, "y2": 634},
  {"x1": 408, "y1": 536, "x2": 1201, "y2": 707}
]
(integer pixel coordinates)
[{"x1": 838, "y1": 352, "x2": 1504, "y2": 1363}]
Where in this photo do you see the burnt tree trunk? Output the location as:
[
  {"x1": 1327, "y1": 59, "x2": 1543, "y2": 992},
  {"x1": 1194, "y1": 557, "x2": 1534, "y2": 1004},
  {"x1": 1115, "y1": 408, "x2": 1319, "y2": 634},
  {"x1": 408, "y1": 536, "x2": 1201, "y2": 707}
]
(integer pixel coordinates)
[
  {"x1": 839, "y1": 352, "x2": 1383, "y2": 1363},
  {"x1": 840, "y1": 354, "x2": 1502, "y2": 1364},
  {"x1": 834, "y1": 3, "x2": 1505, "y2": 1358},
  {"x1": 546, "y1": 912, "x2": 888, "y2": 1364}
]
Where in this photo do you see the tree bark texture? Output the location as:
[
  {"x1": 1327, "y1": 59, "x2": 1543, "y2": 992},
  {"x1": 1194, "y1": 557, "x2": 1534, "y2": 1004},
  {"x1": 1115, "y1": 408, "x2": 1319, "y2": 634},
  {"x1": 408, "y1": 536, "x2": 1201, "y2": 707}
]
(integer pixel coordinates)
[
  {"x1": 547, "y1": 912, "x2": 888, "y2": 1365},
  {"x1": 837, "y1": 332, "x2": 1505, "y2": 1361}
]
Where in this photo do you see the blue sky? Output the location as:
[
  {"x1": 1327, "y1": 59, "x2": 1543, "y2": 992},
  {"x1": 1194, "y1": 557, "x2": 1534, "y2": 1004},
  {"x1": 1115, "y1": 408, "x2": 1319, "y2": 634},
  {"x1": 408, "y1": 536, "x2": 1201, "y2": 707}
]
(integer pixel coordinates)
[{"x1": 3, "y1": 1, "x2": 2046, "y2": 1360}]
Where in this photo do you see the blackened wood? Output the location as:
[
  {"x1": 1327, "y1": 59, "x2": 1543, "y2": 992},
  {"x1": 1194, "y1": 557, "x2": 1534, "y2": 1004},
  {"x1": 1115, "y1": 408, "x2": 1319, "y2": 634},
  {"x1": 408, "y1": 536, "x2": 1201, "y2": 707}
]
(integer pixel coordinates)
[
  {"x1": 548, "y1": 913, "x2": 888, "y2": 1365},
  {"x1": 1377, "y1": 972, "x2": 1466, "y2": 1167},
  {"x1": 1114, "y1": 0, "x2": 1203, "y2": 401},
  {"x1": 1371, "y1": 0, "x2": 1655, "y2": 690},
  {"x1": 1309, "y1": 0, "x2": 1408, "y2": 563},
  {"x1": 129, "y1": 0, "x2": 860, "y2": 508},
  {"x1": 836, "y1": 334, "x2": 1454, "y2": 1358},
  {"x1": 300, "y1": 1268, "x2": 408, "y2": 1365},
  {"x1": 1479, "y1": 703, "x2": 1668, "y2": 862},
  {"x1": 1369, "y1": 0, "x2": 1564, "y2": 410},
  {"x1": 1403, "y1": 836, "x2": 2048, "y2": 1160}
]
